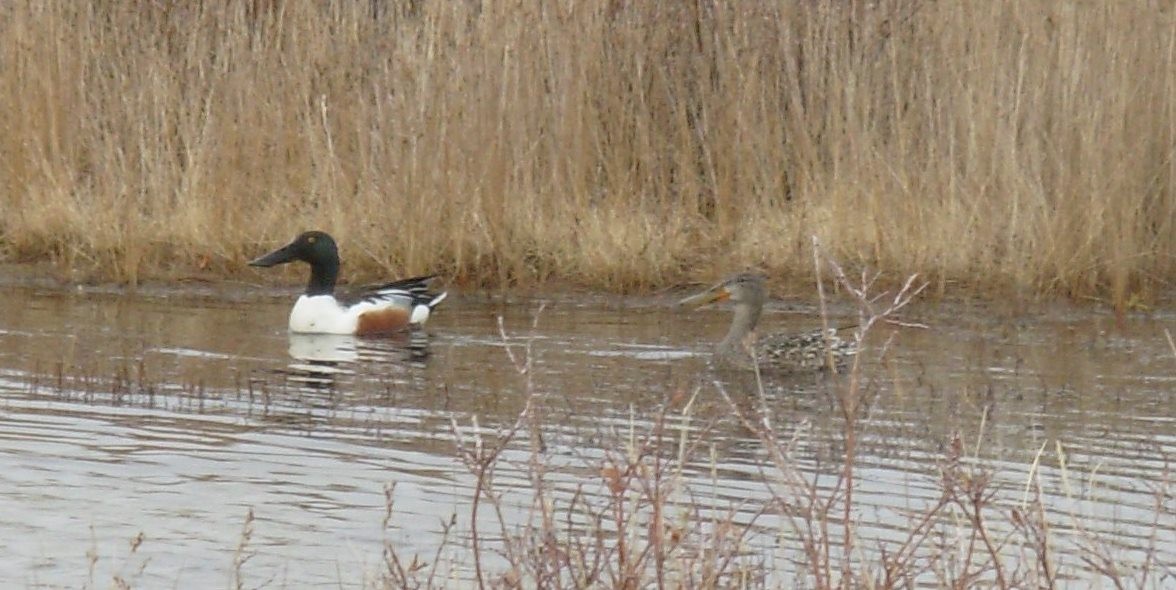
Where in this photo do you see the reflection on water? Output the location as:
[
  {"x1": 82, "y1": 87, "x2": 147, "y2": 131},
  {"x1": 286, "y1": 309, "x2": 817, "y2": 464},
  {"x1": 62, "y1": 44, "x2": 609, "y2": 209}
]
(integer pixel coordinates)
[
  {"x1": 283, "y1": 332, "x2": 432, "y2": 389},
  {"x1": 0, "y1": 287, "x2": 1172, "y2": 587}
]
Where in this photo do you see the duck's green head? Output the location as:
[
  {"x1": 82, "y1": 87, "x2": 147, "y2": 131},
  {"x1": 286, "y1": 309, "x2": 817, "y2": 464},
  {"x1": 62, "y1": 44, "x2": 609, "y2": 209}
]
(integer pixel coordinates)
[
  {"x1": 250, "y1": 230, "x2": 341, "y2": 296},
  {"x1": 249, "y1": 230, "x2": 339, "y2": 269}
]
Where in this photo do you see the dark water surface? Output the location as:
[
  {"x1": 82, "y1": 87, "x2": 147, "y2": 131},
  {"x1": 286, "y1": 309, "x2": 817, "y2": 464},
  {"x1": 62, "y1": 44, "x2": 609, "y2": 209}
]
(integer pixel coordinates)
[{"x1": 0, "y1": 285, "x2": 1172, "y2": 588}]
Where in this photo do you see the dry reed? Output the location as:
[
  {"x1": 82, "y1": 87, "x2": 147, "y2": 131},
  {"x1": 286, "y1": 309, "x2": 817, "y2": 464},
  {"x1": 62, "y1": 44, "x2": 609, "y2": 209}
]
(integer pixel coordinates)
[{"x1": 1, "y1": 1, "x2": 1174, "y2": 302}]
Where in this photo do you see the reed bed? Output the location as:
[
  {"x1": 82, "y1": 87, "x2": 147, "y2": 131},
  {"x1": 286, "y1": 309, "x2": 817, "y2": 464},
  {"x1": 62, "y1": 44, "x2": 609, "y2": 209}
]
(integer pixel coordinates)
[{"x1": 1, "y1": 0, "x2": 1174, "y2": 302}]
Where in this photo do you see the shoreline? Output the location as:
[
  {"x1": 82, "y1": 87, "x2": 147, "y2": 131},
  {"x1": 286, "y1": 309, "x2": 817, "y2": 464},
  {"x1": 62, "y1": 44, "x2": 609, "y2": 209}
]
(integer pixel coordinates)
[{"x1": 1, "y1": 261, "x2": 1161, "y2": 322}]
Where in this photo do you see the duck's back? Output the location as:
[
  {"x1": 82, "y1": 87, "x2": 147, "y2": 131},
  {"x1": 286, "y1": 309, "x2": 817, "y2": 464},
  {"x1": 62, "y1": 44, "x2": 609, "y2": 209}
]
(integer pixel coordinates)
[{"x1": 758, "y1": 329, "x2": 856, "y2": 373}]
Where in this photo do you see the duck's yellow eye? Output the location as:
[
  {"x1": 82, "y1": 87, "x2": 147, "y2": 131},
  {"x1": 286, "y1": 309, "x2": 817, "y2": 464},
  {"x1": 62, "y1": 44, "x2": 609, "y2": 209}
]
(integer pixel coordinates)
[{"x1": 307, "y1": 236, "x2": 316, "y2": 244}]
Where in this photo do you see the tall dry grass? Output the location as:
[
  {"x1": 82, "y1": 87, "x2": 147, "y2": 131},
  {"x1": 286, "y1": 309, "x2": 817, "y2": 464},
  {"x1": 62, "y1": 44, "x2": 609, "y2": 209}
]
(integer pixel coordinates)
[{"x1": 0, "y1": 1, "x2": 1173, "y2": 300}]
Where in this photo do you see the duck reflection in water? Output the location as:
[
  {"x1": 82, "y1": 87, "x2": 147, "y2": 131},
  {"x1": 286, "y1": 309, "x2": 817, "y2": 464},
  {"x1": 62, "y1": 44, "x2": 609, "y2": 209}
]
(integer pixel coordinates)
[{"x1": 283, "y1": 332, "x2": 433, "y2": 391}]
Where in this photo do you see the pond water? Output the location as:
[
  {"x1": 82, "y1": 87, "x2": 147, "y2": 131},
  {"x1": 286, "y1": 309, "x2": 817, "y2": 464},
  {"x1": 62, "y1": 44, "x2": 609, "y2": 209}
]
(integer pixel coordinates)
[{"x1": 0, "y1": 283, "x2": 1172, "y2": 588}]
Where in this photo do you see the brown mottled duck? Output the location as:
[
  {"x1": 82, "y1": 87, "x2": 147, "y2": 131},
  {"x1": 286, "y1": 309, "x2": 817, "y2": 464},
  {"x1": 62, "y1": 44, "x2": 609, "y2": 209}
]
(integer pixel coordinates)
[{"x1": 679, "y1": 273, "x2": 856, "y2": 373}]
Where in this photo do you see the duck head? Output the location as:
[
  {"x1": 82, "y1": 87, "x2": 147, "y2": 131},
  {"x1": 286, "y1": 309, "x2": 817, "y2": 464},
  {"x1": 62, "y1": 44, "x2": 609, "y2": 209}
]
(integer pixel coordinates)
[{"x1": 250, "y1": 231, "x2": 341, "y2": 296}]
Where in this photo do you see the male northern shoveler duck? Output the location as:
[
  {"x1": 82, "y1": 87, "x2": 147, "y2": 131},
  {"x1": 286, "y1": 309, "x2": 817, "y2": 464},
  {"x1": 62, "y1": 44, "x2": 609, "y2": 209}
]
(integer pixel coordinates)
[
  {"x1": 249, "y1": 231, "x2": 447, "y2": 335},
  {"x1": 679, "y1": 273, "x2": 856, "y2": 373}
]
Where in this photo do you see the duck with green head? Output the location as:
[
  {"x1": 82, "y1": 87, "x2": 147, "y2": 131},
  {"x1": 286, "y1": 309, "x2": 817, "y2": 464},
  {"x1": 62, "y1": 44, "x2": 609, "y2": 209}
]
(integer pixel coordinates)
[{"x1": 250, "y1": 231, "x2": 447, "y2": 335}]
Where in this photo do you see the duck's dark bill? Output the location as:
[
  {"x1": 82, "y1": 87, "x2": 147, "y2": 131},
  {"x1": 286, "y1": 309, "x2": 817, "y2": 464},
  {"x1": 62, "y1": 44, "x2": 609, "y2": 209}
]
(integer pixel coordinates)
[{"x1": 248, "y1": 243, "x2": 298, "y2": 267}]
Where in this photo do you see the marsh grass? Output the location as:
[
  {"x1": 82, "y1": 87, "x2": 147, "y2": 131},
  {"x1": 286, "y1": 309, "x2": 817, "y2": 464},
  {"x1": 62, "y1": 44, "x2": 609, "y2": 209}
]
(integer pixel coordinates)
[{"x1": 0, "y1": 1, "x2": 1173, "y2": 301}]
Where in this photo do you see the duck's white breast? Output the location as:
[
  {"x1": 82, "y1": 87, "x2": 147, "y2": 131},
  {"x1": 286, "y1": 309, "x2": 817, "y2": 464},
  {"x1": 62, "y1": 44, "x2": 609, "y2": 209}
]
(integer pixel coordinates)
[{"x1": 288, "y1": 295, "x2": 359, "y2": 335}]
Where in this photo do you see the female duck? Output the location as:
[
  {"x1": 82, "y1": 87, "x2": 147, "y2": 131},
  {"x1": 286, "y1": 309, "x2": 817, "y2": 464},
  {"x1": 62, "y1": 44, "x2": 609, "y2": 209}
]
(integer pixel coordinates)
[
  {"x1": 679, "y1": 273, "x2": 855, "y2": 373},
  {"x1": 250, "y1": 231, "x2": 447, "y2": 335}
]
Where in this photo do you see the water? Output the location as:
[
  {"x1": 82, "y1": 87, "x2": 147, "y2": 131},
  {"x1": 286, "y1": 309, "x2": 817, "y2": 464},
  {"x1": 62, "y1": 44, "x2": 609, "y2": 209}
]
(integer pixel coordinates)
[{"x1": 0, "y1": 285, "x2": 1172, "y2": 588}]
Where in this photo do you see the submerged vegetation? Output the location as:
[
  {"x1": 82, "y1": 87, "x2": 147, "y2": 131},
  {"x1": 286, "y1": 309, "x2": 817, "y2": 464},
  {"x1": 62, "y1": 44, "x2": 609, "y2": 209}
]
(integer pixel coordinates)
[{"x1": 0, "y1": 1, "x2": 1174, "y2": 302}]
